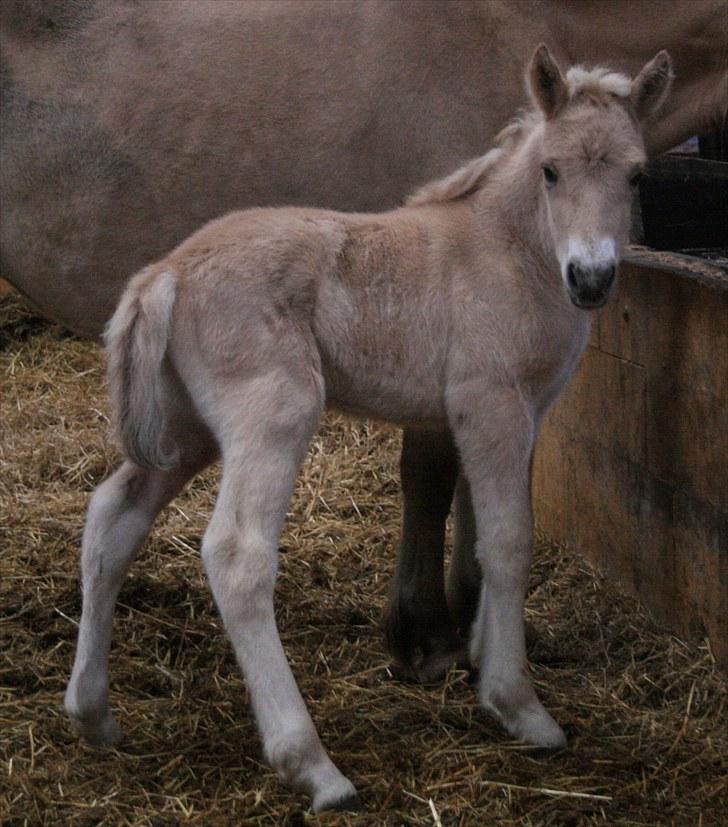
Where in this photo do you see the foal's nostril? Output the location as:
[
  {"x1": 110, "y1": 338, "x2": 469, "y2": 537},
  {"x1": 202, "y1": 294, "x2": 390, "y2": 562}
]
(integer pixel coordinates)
[
  {"x1": 567, "y1": 262, "x2": 579, "y2": 290},
  {"x1": 566, "y1": 261, "x2": 615, "y2": 292},
  {"x1": 565, "y1": 259, "x2": 616, "y2": 308}
]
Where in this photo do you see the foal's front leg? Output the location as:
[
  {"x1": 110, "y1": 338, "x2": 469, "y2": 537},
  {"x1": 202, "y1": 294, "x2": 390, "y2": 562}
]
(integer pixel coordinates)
[{"x1": 450, "y1": 386, "x2": 565, "y2": 748}]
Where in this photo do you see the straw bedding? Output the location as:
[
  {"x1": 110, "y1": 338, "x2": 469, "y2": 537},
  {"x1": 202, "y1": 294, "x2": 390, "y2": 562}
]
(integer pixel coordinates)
[{"x1": 1, "y1": 291, "x2": 726, "y2": 826}]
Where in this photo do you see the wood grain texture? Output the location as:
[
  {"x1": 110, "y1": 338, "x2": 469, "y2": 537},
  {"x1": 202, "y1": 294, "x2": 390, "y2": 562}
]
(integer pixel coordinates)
[{"x1": 534, "y1": 260, "x2": 728, "y2": 669}]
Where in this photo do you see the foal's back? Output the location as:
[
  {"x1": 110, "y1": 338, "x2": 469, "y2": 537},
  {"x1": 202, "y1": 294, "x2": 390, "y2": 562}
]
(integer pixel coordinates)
[{"x1": 167, "y1": 203, "x2": 471, "y2": 424}]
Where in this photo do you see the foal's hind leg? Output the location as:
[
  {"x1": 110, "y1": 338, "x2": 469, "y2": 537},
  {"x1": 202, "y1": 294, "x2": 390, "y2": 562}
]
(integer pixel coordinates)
[
  {"x1": 449, "y1": 386, "x2": 565, "y2": 748},
  {"x1": 65, "y1": 454, "x2": 212, "y2": 744},
  {"x1": 385, "y1": 428, "x2": 466, "y2": 683},
  {"x1": 199, "y1": 378, "x2": 357, "y2": 812}
]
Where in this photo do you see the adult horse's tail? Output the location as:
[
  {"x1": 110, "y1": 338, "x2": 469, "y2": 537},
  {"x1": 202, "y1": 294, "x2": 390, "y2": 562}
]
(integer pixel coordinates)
[{"x1": 104, "y1": 266, "x2": 180, "y2": 470}]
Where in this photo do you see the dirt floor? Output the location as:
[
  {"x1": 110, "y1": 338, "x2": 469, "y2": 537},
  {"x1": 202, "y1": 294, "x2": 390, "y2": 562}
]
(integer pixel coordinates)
[{"x1": 1, "y1": 291, "x2": 726, "y2": 826}]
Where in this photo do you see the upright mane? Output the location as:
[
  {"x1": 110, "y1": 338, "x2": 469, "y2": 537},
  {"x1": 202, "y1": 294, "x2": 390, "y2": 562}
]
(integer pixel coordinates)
[
  {"x1": 565, "y1": 65, "x2": 632, "y2": 105},
  {"x1": 404, "y1": 115, "x2": 535, "y2": 207},
  {"x1": 406, "y1": 63, "x2": 632, "y2": 208}
]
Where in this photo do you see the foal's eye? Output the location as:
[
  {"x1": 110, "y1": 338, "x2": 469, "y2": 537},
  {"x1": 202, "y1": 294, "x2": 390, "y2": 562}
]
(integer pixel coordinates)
[
  {"x1": 542, "y1": 164, "x2": 559, "y2": 186},
  {"x1": 629, "y1": 170, "x2": 644, "y2": 188}
]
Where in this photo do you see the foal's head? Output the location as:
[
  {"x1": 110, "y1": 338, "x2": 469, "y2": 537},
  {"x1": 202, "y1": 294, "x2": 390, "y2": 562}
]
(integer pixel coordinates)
[{"x1": 528, "y1": 45, "x2": 672, "y2": 308}]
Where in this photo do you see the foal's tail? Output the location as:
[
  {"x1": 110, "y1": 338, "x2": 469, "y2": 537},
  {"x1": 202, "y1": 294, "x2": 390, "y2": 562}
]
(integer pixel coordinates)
[{"x1": 104, "y1": 266, "x2": 180, "y2": 470}]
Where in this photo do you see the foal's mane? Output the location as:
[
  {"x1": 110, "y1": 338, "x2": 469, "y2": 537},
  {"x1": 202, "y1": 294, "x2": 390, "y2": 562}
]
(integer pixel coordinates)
[{"x1": 406, "y1": 64, "x2": 632, "y2": 208}]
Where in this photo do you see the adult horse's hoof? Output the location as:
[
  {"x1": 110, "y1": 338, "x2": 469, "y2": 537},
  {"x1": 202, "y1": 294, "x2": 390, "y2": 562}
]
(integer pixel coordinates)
[
  {"x1": 390, "y1": 639, "x2": 470, "y2": 684},
  {"x1": 385, "y1": 603, "x2": 468, "y2": 684}
]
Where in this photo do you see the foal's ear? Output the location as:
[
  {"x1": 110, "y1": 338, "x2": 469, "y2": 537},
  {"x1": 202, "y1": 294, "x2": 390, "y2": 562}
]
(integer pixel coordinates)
[
  {"x1": 631, "y1": 50, "x2": 673, "y2": 120},
  {"x1": 527, "y1": 44, "x2": 568, "y2": 119}
]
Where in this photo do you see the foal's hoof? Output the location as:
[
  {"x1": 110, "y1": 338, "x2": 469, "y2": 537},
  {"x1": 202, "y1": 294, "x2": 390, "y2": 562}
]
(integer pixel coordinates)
[
  {"x1": 68, "y1": 711, "x2": 122, "y2": 747},
  {"x1": 510, "y1": 706, "x2": 567, "y2": 750},
  {"x1": 483, "y1": 692, "x2": 566, "y2": 750},
  {"x1": 316, "y1": 791, "x2": 363, "y2": 813},
  {"x1": 312, "y1": 779, "x2": 361, "y2": 813}
]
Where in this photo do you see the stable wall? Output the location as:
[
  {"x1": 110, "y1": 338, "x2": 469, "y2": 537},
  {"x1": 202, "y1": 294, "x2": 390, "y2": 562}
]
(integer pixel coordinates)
[{"x1": 533, "y1": 251, "x2": 728, "y2": 670}]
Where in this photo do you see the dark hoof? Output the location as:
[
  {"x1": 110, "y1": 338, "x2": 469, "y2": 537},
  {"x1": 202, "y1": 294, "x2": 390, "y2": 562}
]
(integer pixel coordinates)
[
  {"x1": 392, "y1": 641, "x2": 470, "y2": 684},
  {"x1": 385, "y1": 600, "x2": 472, "y2": 684}
]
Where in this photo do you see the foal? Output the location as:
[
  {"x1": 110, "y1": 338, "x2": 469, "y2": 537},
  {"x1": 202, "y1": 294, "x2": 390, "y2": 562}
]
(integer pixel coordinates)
[{"x1": 65, "y1": 46, "x2": 672, "y2": 811}]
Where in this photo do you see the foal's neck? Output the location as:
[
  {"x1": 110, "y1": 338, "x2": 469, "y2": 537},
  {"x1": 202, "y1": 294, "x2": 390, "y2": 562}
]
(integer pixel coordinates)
[{"x1": 476, "y1": 128, "x2": 558, "y2": 286}]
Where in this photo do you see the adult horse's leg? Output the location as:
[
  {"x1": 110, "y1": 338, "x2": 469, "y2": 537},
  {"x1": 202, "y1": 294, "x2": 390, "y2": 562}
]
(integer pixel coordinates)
[
  {"x1": 450, "y1": 386, "x2": 565, "y2": 747},
  {"x1": 65, "y1": 452, "x2": 213, "y2": 744},
  {"x1": 199, "y1": 374, "x2": 357, "y2": 813},
  {"x1": 384, "y1": 428, "x2": 465, "y2": 682},
  {"x1": 447, "y1": 475, "x2": 482, "y2": 637}
]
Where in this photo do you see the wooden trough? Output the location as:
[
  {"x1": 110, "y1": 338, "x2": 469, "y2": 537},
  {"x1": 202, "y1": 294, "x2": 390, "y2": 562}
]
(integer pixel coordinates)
[{"x1": 533, "y1": 246, "x2": 728, "y2": 670}]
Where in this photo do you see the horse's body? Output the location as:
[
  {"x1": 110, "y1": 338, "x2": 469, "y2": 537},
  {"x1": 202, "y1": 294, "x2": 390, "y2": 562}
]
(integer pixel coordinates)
[
  {"x1": 65, "y1": 48, "x2": 671, "y2": 810},
  {"x1": 3, "y1": 2, "x2": 726, "y2": 684}
]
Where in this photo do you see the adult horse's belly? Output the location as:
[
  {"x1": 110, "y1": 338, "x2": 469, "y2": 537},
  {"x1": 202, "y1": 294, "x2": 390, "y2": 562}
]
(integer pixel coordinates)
[
  {"x1": 0, "y1": 86, "x2": 165, "y2": 338},
  {"x1": 0, "y1": 0, "x2": 521, "y2": 337}
]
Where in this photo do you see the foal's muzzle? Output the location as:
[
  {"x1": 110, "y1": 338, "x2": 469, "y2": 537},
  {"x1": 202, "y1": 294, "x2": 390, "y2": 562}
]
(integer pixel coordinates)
[{"x1": 566, "y1": 260, "x2": 617, "y2": 309}]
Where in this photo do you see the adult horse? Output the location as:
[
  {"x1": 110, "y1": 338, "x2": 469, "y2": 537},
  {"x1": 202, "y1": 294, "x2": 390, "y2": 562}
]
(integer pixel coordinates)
[{"x1": 2, "y1": 0, "x2": 727, "y2": 679}]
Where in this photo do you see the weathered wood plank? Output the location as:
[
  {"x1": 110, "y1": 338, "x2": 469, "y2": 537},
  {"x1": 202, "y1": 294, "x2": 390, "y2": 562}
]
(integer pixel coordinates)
[
  {"x1": 546, "y1": 346, "x2": 646, "y2": 464},
  {"x1": 533, "y1": 258, "x2": 728, "y2": 670},
  {"x1": 646, "y1": 380, "x2": 728, "y2": 512}
]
